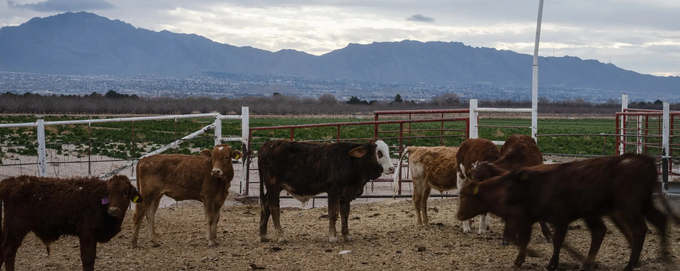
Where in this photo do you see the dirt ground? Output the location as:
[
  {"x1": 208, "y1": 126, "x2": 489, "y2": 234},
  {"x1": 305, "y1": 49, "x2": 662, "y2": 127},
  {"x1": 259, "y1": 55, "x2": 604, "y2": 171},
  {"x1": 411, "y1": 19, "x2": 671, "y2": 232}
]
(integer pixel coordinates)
[{"x1": 9, "y1": 196, "x2": 680, "y2": 271}]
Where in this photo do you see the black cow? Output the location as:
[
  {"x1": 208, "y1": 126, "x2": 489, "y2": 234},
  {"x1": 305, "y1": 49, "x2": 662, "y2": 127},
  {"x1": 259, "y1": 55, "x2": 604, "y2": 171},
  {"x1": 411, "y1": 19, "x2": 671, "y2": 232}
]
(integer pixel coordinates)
[{"x1": 258, "y1": 139, "x2": 394, "y2": 243}]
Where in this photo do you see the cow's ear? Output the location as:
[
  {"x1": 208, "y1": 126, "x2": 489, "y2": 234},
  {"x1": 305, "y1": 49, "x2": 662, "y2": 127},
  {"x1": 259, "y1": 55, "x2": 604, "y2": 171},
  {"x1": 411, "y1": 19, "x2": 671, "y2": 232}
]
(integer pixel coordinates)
[
  {"x1": 200, "y1": 149, "x2": 212, "y2": 158},
  {"x1": 510, "y1": 169, "x2": 531, "y2": 182},
  {"x1": 130, "y1": 185, "x2": 142, "y2": 203},
  {"x1": 349, "y1": 145, "x2": 369, "y2": 158},
  {"x1": 231, "y1": 150, "x2": 243, "y2": 159}
]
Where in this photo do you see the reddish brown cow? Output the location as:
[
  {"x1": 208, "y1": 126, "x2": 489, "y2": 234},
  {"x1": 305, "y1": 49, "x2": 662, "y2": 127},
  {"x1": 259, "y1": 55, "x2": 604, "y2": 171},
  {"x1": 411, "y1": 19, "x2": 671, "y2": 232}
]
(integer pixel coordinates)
[
  {"x1": 458, "y1": 153, "x2": 680, "y2": 271},
  {"x1": 0, "y1": 175, "x2": 140, "y2": 271},
  {"x1": 131, "y1": 144, "x2": 242, "y2": 247},
  {"x1": 471, "y1": 135, "x2": 553, "y2": 245},
  {"x1": 455, "y1": 138, "x2": 501, "y2": 234}
]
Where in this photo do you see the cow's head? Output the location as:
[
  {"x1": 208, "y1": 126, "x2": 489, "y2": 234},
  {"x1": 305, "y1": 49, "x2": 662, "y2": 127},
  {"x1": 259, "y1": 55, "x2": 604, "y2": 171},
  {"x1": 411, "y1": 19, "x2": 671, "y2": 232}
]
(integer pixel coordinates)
[
  {"x1": 349, "y1": 139, "x2": 395, "y2": 175},
  {"x1": 471, "y1": 162, "x2": 508, "y2": 182},
  {"x1": 456, "y1": 180, "x2": 487, "y2": 221},
  {"x1": 200, "y1": 144, "x2": 242, "y2": 178},
  {"x1": 105, "y1": 175, "x2": 142, "y2": 219}
]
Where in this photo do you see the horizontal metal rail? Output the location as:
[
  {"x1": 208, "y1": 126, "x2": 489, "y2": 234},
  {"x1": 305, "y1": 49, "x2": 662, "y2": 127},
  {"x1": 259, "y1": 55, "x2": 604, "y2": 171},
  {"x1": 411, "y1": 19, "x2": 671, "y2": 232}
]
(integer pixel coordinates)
[
  {"x1": 249, "y1": 118, "x2": 469, "y2": 131},
  {"x1": 477, "y1": 125, "x2": 531, "y2": 129},
  {"x1": 475, "y1": 107, "x2": 532, "y2": 113},
  {"x1": 374, "y1": 109, "x2": 469, "y2": 115}
]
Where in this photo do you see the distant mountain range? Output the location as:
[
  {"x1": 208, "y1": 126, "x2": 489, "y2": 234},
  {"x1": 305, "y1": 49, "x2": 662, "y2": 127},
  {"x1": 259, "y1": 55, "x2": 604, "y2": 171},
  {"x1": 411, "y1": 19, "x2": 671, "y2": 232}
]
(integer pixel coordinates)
[{"x1": 1, "y1": 12, "x2": 678, "y2": 96}]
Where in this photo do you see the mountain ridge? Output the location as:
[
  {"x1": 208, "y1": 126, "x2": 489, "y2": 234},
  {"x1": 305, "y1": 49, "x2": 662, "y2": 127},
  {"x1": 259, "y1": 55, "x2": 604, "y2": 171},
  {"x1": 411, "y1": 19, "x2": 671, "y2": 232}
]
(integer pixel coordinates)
[{"x1": 0, "y1": 12, "x2": 678, "y2": 95}]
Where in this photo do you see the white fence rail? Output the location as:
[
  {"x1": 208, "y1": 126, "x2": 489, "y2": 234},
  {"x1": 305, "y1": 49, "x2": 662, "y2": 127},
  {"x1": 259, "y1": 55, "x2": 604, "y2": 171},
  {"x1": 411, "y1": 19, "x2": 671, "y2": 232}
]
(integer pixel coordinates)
[
  {"x1": 468, "y1": 99, "x2": 536, "y2": 144},
  {"x1": 0, "y1": 107, "x2": 250, "y2": 193}
]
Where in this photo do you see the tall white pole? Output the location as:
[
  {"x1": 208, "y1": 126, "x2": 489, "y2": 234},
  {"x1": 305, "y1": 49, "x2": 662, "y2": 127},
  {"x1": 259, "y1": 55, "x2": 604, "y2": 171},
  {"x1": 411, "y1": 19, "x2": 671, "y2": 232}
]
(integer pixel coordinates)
[
  {"x1": 663, "y1": 102, "x2": 670, "y2": 156},
  {"x1": 531, "y1": 0, "x2": 544, "y2": 142}
]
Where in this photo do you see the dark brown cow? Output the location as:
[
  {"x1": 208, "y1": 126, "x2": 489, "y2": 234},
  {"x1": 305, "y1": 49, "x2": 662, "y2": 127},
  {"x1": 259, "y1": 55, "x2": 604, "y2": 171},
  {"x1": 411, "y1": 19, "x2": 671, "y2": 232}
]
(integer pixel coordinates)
[
  {"x1": 131, "y1": 144, "x2": 242, "y2": 247},
  {"x1": 258, "y1": 139, "x2": 394, "y2": 243},
  {"x1": 0, "y1": 175, "x2": 140, "y2": 271},
  {"x1": 471, "y1": 134, "x2": 553, "y2": 245},
  {"x1": 455, "y1": 138, "x2": 501, "y2": 234},
  {"x1": 458, "y1": 153, "x2": 680, "y2": 271}
]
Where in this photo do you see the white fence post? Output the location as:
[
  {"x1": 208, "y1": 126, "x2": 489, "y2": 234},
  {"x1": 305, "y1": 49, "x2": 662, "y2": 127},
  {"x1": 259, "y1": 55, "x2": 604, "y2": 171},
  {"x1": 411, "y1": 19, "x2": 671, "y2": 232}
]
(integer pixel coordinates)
[
  {"x1": 619, "y1": 94, "x2": 629, "y2": 155},
  {"x1": 36, "y1": 119, "x2": 47, "y2": 177},
  {"x1": 241, "y1": 106, "x2": 250, "y2": 195},
  {"x1": 214, "y1": 116, "x2": 222, "y2": 146},
  {"x1": 663, "y1": 102, "x2": 670, "y2": 156},
  {"x1": 469, "y1": 99, "x2": 478, "y2": 139}
]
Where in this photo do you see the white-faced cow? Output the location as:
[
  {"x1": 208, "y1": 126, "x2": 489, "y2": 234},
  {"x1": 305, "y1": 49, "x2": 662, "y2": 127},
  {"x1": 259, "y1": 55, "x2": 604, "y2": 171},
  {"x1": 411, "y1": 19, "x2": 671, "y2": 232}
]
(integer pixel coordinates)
[
  {"x1": 131, "y1": 144, "x2": 242, "y2": 247},
  {"x1": 258, "y1": 139, "x2": 394, "y2": 243},
  {"x1": 471, "y1": 134, "x2": 553, "y2": 245},
  {"x1": 0, "y1": 175, "x2": 140, "y2": 271},
  {"x1": 458, "y1": 153, "x2": 680, "y2": 271},
  {"x1": 392, "y1": 146, "x2": 459, "y2": 227},
  {"x1": 455, "y1": 138, "x2": 501, "y2": 234}
]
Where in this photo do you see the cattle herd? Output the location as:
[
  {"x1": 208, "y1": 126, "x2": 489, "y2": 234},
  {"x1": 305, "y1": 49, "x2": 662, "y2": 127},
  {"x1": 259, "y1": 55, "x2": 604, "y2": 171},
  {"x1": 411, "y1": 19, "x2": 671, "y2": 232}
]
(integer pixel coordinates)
[{"x1": 0, "y1": 135, "x2": 678, "y2": 270}]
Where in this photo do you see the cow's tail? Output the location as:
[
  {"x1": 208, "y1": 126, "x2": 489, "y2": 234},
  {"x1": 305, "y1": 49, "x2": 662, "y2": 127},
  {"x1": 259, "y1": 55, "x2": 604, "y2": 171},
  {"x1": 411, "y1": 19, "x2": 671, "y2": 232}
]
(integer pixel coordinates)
[
  {"x1": 258, "y1": 163, "x2": 268, "y2": 209},
  {"x1": 393, "y1": 147, "x2": 410, "y2": 197},
  {"x1": 659, "y1": 192, "x2": 680, "y2": 225}
]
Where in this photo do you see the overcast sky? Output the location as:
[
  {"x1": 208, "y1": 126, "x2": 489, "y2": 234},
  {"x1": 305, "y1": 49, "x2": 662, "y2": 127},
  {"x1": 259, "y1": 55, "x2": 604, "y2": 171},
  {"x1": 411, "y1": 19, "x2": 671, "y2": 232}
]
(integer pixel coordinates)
[{"x1": 2, "y1": 0, "x2": 679, "y2": 77}]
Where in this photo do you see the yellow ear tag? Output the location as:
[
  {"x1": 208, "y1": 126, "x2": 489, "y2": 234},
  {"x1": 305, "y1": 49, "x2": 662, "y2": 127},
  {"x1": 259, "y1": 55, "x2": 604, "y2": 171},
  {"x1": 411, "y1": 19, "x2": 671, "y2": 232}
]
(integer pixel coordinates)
[
  {"x1": 234, "y1": 153, "x2": 241, "y2": 159},
  {"x1": 473, "y1": 186, "x2": 479, "y2": 195},
  {"x1": 132, "y1": 195, "x2": 139, "y2": 203},
  {"x1": 521, "y1": 172, "x2": 530, "y2": 181}
]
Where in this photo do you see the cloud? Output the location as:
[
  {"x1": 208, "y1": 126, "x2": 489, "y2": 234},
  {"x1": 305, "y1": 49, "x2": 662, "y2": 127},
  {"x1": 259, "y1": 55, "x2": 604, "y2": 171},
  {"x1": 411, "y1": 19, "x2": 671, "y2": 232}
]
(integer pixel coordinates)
[
  {"x1": 406, "y1": 14, "x2": 433, "y2": 23},
  {"x1": 7, "y1": 0, "x2": 114, "y2": 12}
]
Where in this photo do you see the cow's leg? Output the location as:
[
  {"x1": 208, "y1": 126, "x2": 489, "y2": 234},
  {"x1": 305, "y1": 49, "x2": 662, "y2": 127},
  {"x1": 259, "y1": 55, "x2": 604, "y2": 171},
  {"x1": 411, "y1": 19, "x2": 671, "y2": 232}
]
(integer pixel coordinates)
[
  {"x1": 513, "y1": 221, "x2": 533, "y2": 268},
  {"x1": 327, "y1": 192, "x2": 341, "y2": 243},
  {"x1": 412, "y1": 178, "x2": 424, "y2": 227},
  {"x1": 622, "y1": 213, "x2": 648, "y2": 271},
  {"x1": 79, "y1": 234, "x2": 97, "y2": 271},
  {"x1": 610, "y1": 213, "x2": 633, "y2": 247},
  {"x1": 211, "y1": 206, "x2": 222, "y2": 245},
  {"x1": 546, "y1": 223, "x2": 567, "y2": 271},
  {"x1": 478, "y1": 213, "x2": 490, "y2": 234},
  {"x1": 259, "y1": 187, "x2": 272, "y2": 242},
  {"x1": 1, "y1": 227, "x2": 28, "y2": 271},
  {"x1": 643, "y1": 202, "x2": 671, "y2": 264},
  {"x1": 501, "y1": 221, "x2": 515, "y2": 246},
  {"x1": 420, "y1": 186, "x2": 432, "y2": 227},
  {"x1": 203, "y1": 202, "x2": 219, "y2": 246},
  {"x1": 340, "y1": 199, "x2": 352, "y2": 242},
  {"x1": 582, "y1": 217, "x2": 607, "y2": 269},
  {"x1": 131, "y1": 193, "x2": 156, "y2": 248},
  {"x1": 146, "y1": 196, "x2": 162, "y2": 247},
  {"x1": 539, "y1": 222, "x2": 554, "y2": 243},
  {"x1": 267, "y1": 186, "x2": 285, "y2": 243},
  {"x1": 457, "y1": 173, "x2": 472, "y2": 233}
]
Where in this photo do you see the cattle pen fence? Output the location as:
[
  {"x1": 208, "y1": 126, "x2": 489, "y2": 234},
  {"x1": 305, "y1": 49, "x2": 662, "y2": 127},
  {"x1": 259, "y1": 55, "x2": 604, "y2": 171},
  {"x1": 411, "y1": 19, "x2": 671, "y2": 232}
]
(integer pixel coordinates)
[{"x1": 0, "y1": 108, "x2": 250, "y2": 193}]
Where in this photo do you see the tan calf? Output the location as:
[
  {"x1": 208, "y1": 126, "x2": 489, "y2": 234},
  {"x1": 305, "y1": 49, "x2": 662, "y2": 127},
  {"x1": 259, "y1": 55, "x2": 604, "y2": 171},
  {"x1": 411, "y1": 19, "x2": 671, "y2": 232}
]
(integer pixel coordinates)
[{"x1": 131, "y1": 144, "x2": 242, "y2": 247}]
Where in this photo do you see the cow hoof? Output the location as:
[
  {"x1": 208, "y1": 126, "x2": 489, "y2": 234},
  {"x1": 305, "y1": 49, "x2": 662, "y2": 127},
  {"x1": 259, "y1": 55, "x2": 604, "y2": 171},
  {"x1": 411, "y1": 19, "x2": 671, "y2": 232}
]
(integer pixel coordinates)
[
  {"x1": 260, "y1": 236, "x2": 269, "y2": 243},
  {"x1": 151, "y1": 242, "x2": 161, "y2": 248},
  {"x1": 343, "y1": 235, "x2": 353, "y2": 242},
  {"x1": 277, "y1": 237, "x2": 286, "y2": 244},
  {"x1": 328, "y1": 236, "x2": 338, "y2": 243},
  {"x1": 501, "y1": 240, "x2": 510, "y2": 246},
  {"x1": 463, "y1": 228, "x2": 471, "y2": 234},
  {"x1": 208, "y1": 241, "x2": 219, "y2": 247},
  {"x1": 478, "y1": 229, "x2": 487, "y2": 235}
]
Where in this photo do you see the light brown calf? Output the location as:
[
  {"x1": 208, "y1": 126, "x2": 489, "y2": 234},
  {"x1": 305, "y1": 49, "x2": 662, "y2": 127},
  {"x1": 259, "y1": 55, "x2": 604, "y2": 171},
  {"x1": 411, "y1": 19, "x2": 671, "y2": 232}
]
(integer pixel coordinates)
[
  {"x1": 394, "y1": 146, "x2": 459, "y2": 227},
  {"x1": 131, "y1": 144, "x2": 242, "y2": 247}
]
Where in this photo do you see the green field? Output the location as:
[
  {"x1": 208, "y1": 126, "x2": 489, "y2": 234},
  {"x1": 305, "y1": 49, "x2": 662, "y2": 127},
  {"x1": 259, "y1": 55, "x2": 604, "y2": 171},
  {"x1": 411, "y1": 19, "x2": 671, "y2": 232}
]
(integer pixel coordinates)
[{"x1": 0, "y1": 115, "x2": 675, "y2": 163}]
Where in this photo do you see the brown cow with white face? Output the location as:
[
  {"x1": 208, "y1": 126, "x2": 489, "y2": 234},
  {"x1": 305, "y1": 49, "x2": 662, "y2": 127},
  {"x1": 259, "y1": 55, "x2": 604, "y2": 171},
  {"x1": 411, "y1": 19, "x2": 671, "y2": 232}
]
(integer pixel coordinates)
[{"x1": 131, "y1": 144, "x2": 242, "y2": 247}]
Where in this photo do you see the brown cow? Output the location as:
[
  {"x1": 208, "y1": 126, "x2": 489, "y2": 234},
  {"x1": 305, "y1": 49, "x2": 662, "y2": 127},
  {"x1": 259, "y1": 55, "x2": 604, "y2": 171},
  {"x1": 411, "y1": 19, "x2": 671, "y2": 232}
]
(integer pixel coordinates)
[
  {"x1": 455, "y1": 138, "x2": 501, "y2": 234},
  {"x1": 131, "y1": 144, "x2": 242, "y2": 247},
  {"x1": 393, "y1": 146, "x2": 460, "y2": 227},
  {"x1": 471, "y1": 134, "x2": 553, "y2": 245},
  {"x1": 458, "y1": 153, "x2": 680, "y2": 271},
  {"x1": 258, "y1": 139, "x2": 394, "y2": 243},
  {"x1": 0, "y1": 175, "x2": 140, "y2": 271}
]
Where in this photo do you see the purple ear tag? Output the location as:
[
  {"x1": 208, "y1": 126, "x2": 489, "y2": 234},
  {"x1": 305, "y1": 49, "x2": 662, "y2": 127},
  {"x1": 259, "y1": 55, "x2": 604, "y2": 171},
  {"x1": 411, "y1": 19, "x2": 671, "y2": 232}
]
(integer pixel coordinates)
[{"x1": 101, "y1": 197, "x2": 109, "y2": 205}]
